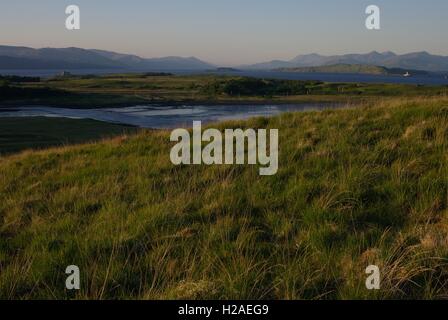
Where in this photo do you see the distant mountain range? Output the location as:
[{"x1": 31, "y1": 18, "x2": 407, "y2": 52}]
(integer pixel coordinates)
[
  {"x1": 0, "y1": 46, "x2": 214, "y2": 70},
  {"x1": 242, "y1": 51, "x2": 448, "y2": 72},
  {"x1": 1, "y1": 46, "x2": 448, "y2": 73}
]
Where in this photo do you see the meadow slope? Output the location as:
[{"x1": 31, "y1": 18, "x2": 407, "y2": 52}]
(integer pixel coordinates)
[{"x1": 0, "y1": 97, "x2": 447, "y2": 299}]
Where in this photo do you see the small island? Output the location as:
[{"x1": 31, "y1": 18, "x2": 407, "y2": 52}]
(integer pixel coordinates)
[
  {"x1": 208, "y1": 67, "x2": 242, "y2": 73},
  {"x1": 275, "y1": 63, "x2": 429, "y2": 76}
]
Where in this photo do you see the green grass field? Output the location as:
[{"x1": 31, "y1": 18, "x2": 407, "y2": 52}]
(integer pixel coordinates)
[
  {"x1": 0, "y1": 117, "x2": 138, "y2": 155},
  {"x1": 0, "y1": 97, "x2": 446, "y2": 299},
  {"x1": 1, "y1": 73, "x2": 448, "y2": 107}
]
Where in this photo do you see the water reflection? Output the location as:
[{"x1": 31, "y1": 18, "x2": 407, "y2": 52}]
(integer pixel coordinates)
[{"x1": 0, "y1": 103, "x2": 340, "y2": 128}]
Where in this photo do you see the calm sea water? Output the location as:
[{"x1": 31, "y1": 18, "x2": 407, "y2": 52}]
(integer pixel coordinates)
[
  {"x1": 229, "y1": 70, "x2": 448, "y2": 85},
  {"x1": 1, "y1": 69, "x2": 448, "y2": 85},
  {"x1": 0, "y1": 103, "x2": 340, "y2": 129}
]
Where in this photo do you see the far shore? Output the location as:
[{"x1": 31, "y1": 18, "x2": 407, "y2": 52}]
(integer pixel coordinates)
[
  {"x1": 2, "y1": 73, "x2": 448, "y2": 109},
  {"x1": 0, "y1": 95, "x2": 358, "y2": 109}
]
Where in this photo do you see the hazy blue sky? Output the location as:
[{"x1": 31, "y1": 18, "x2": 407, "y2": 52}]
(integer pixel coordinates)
[{"x1": 0, "y1": 0, "x2": 447, "y2": 65}]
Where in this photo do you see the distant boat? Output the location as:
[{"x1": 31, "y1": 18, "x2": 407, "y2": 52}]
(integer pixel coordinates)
[
  {"x1": 59, "y1": 71, "x2": 72, "y2": 77},
  {"x1": 403, "y1": 72, "x2": 411, "y2": 77}
]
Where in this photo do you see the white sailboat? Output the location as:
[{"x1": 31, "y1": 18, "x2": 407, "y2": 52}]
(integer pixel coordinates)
[{"x1": 403, "y1": 72, "x2": 411, "y2": 77}]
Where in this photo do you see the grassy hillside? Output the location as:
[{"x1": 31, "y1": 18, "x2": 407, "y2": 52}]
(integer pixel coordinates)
[{"x1": 0, "y1": 97, "x2": 447, "y2": 299}]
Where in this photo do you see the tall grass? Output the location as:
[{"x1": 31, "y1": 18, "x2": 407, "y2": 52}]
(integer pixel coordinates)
[{"x1": 0, "y1": 97, "x2": 447, "y2": 299}]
